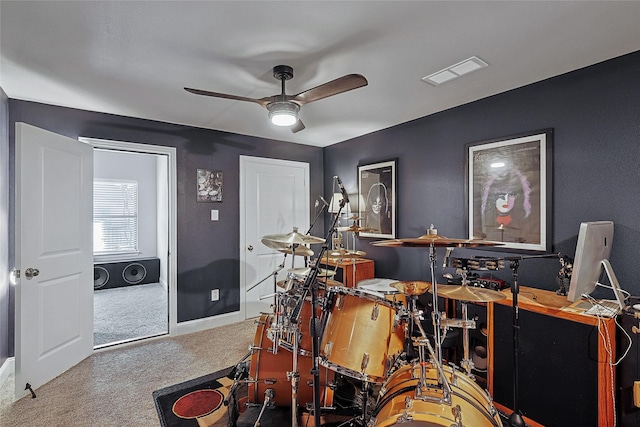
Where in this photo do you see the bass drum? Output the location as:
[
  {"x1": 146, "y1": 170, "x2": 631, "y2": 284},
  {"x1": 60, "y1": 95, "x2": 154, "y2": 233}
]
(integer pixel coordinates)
[
  {"x1": 372, "y1": 363, "x2": 502, "y2": 427},
  {"x1": 249, "y1": 314, "x2": 334, "y2": 408}
]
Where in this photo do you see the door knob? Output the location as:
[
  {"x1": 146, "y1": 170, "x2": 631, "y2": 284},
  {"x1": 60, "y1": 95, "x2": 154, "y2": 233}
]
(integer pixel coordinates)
[
  {"x1": 247, "y1": 245, "x2": 254, "y2": 251},
  {"x1": 24, "y1": 268, "x2": 40, "y2": 279}
]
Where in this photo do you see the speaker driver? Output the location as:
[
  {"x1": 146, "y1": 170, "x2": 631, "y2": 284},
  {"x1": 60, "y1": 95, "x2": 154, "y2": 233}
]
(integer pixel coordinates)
[
  {"x1": 94, "y1": 266, "x2": 110, "y2": 289},
  {"x1": 122, "y1": 263, "x2": 147, "y2": 284}
]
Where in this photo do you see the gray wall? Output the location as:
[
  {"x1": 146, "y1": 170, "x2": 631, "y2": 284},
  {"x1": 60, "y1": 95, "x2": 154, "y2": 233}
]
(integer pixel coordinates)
[{"x1": 324, "y1": 50, "x2": 640, "y2": 300}]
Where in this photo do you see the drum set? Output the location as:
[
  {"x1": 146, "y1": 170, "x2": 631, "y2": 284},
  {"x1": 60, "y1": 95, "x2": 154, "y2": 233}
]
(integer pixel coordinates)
[{"x1": 229, "y1": 222, "x2": 510, "y2": 427}]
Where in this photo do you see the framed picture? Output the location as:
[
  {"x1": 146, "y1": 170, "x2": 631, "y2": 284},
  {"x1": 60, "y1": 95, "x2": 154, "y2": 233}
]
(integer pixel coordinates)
[
  {"x1": 465, "y1": 129, "x2": 553, "y2": 252},
  {"x1": 358, "y1": 159, "x2": 397, "y2": 239},
  {"x1": 197, "y1": 169, "x2": 223, "y2": 202}
]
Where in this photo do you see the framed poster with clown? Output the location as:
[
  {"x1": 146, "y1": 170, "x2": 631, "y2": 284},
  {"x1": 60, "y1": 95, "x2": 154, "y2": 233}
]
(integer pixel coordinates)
[{"x1": 465, "y1": 129, "x2": 553, "y2": 252}]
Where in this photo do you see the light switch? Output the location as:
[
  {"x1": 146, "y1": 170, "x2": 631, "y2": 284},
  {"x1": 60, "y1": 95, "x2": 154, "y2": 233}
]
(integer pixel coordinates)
[{"x1": 211, "y1": 210, "x2": 219, "y2": 221}]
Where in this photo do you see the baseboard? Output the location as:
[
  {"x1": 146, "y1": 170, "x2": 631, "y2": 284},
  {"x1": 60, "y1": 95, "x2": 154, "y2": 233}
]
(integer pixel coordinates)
[
  {"x1": 0, "y1": 357, "x2": 15, "y2": 390},
  {"x1": 172, "y1": 311, "x2": 243, "y2": 336}
]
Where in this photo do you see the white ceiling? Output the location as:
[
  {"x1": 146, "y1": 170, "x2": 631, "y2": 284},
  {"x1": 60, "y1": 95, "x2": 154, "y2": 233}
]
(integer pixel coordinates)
[{"x1": 1, "y1": 1, "x2": 639, "y2": 148}]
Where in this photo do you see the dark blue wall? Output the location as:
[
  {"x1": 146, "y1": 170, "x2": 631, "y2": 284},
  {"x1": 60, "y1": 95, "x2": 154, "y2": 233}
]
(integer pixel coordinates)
[
  {"x1": 325, "y1": 50, "x2": 640, "y2": 298},
  {"x1": 7, "y1": 101, "x2": 324, "y2": 333}
]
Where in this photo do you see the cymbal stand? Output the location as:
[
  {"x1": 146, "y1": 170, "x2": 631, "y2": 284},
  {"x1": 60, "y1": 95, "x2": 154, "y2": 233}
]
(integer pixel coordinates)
[
  {"x1": 411, "y1": 308, "x2": 452, "y2": 403},
  {"x1": 286, "y1": 325, "x2": 302, "y2": 427},
  {"x1": 427, "y1": 240, "x2": 445, "y2": 375},
  {"x1": 507, "y1": 258, "x2": 525, "y2": 427},
  {"x1": 290, "y1": 186, "x2": 347, "y2": 427}
]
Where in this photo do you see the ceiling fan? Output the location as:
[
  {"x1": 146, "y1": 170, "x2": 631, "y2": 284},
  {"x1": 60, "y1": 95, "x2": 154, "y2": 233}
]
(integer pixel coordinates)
[{"x1": 184, "y1": 65, "x2": 368, "y2": 133}]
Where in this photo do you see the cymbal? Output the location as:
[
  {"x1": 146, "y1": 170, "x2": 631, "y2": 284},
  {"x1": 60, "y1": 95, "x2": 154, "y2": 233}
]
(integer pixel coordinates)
[
  {"x1": 434, "y1": 284, "x2": 506, "y2": 302},
  {"x1": 345, "y1": 214, "x2": 362, "y2": 221},
  {"x1": 326, "y1": 248, "x2": 367, "y2": 258},
  {"x1": 278, "y1": 246, "x2": 314, "y2": 257},
  {"x1": 371, "y1": 233, "x2": 501, "y2": 248},
  {"x1": 338, "y1": 225, "x2": 378, "y2": 233},
  {"x1": 391, "y1": 281, "x2": 432, "y2": 296},
  {"x1": 288, "y1": 267, "x2": 336, "y2": 278},
  {"x1": 261, "y1": 230, "x2": 325, "y2": 246}
]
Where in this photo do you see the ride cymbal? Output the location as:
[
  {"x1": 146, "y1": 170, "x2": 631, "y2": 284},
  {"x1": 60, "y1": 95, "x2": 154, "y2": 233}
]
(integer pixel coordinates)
[
  {"x1": 371, "y1": 234, "x2": 501, "y2": 248},
  {"x1": 434, "y1": 284, "x2": 506, "y2": 302}
]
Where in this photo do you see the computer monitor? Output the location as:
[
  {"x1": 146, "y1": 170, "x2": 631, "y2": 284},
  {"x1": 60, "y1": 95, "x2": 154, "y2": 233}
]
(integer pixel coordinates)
[{"x1": 566, "y1": 221, "x2": 614, "y2": 303}]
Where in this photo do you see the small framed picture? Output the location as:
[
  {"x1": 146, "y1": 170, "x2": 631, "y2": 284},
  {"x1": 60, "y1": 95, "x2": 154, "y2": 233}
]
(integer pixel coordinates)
[
  {"x1": 197, "y1": 169, "x2": 223, "y2": 202},
  {"x1": 358, "y1": 159, "x2": 397, "y2": 239}
]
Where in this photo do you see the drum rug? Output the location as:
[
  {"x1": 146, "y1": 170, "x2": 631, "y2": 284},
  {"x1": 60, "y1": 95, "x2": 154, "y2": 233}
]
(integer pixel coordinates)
[{"x1": 153, "y1": 365, "x2": 247, "y2": 427}]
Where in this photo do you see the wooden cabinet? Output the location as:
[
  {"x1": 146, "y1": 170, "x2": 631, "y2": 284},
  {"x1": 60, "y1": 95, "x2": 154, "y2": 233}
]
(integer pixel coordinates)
[
  {"x1": 317, "y1": 257, "x2": 374, "y2": 288},
  {"x1": 487, "y1": 286, "x2": 616, "y2": 427}
]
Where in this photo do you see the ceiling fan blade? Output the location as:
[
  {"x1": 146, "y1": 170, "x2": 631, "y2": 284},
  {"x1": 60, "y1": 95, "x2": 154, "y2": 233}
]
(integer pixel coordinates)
[
  {"x1": 291, "y1": 120, "x2": 305, "y2": 133},
  {"x1": 184, "y1": 87, "x2": 271, "y2": 108},
  {"x1": 292, "y1": 74, "x2": 368, "y2": 105}
]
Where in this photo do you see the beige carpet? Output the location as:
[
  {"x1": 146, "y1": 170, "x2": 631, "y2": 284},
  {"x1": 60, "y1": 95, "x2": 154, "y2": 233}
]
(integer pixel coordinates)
[{"x1": 0, "y1": 319, "x2": 257, "y2": 427}]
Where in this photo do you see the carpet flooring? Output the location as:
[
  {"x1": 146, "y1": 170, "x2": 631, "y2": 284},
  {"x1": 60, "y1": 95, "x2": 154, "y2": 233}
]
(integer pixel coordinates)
[
  {"x1": 0, "y1": 319, "x2": 257, "y2": 427},
  {"x1": 94, "y1": 282, "x2": 168, "y2": 347}
]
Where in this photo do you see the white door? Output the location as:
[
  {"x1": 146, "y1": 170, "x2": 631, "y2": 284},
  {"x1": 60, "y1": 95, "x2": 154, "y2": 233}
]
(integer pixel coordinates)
[
  {"x1": 240, "y1": 156, "x2": 310, "y2": 319},
  {"x1": 14, "y1": 123, "x2": 94, "y2": 398}
]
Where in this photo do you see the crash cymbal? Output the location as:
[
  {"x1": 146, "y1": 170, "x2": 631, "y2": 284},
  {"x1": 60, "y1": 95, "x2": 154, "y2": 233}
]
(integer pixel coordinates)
[
  {"x1": 391, "y1": 281, "x2": 432, "y2": 296},
  {"x1": 434, "y1": 284, "x2": 506, "y2": 302},
  {"x1": 345, "y1": 214, "x2": 363, "y2": 221},
  {"x1": 326, "y1": 248, "x2": 367, "y2": 258},
  {"x1": 288, "y1": 267, "x2": 336, "y2": 278},
  {"x1": 371, "y1": 234, "x2": 501, "y2": 248},
  {"x1": 261, "y1": 229, "x2": 325, "y2": 246}
]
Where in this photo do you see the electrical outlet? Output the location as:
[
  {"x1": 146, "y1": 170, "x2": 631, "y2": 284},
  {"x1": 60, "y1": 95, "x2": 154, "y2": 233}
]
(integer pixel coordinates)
[{"x1": 211, "y1": 289, "x2": 220, "y2": 301}]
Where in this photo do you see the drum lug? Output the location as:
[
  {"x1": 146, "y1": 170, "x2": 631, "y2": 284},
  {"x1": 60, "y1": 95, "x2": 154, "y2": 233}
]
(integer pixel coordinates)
[
  {"x1": 361, "y1": 352, "x2": 370, "y2": 371},
  {"x1": 371, "y1": 303, "x2": 379, "y2": 320},
  {"x1": 263, "y1": 378, "x2": 277, "y2": 385}
]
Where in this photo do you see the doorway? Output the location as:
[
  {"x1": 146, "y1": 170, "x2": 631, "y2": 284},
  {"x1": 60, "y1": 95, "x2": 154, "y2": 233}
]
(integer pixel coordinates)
[{"x1": 80, "y1": 137, "x2": 177, "y2": 349}]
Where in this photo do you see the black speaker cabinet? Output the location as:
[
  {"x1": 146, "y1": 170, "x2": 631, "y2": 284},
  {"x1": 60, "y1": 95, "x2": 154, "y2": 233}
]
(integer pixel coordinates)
[
  {"x1": 619, "y1": 309, "x2": 640, "y2": 427},
  {"x1": 490, "y1": 287, "x2": 617, "y2": 427},
  {"x1": 93, "y1": 258, "x2": 160, "y2": 290}
]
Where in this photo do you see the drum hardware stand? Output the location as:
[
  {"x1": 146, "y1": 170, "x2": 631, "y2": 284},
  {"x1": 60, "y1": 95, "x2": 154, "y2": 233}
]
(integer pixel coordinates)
[
  {"x1": 286, "y1": 326, "x2": 302, "y2": 427},
  {"x1": 224, "y1": 350, "x2": 252, "y2": 406},
  {"x1": 292, "y1": 177, "x2": 349, "y2": 427},
  {"x1": 253, "y1": 388, "x2": 275, "y2": 427},
  {"x1": 503, "y1": 253, "x2": 560, "y2": 427}
]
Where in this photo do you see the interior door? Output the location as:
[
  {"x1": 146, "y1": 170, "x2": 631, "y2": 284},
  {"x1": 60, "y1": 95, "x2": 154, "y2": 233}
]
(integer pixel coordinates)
[
  {"x1": 14, "y1": 123, "x2": 94, "y2": 398},
  {"x1": 240, "y1": 156, "x2": 310, "y2": 319}
]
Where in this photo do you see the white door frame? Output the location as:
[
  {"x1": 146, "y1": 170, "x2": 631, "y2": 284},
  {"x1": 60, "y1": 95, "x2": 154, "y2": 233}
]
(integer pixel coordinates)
[{"x1": 78, "y1": 138, "x2": 178, "y2": 336}]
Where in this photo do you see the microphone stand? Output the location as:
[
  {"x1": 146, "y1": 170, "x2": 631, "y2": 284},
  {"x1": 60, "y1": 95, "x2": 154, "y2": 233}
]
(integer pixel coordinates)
[
  {"x1": 504, "y1": 253, "x2": 559, "y2": 427},
  {"x1": 290, "y1": 193, "x2": 346, "y2": 427}
]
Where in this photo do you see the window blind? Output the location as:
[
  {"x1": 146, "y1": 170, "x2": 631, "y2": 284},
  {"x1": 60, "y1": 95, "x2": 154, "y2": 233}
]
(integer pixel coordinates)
[{"x1": 93, "y1": 180, "x2": 138, "y2": 255}]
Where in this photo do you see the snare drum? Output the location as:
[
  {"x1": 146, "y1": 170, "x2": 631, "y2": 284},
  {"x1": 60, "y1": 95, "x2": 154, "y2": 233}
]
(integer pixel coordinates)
[
  {"x1": 249, "y1": 314, "x2": 335, "y2": 408},
  {"x1": 357, "y1": 278, "x2": 407, "y2": 306},
  {"x1": 320, "y1": 287, "x2": 404, "y2": 383},
  {"x1": 372, "y1": 363, "x2": 502, "y2": 426}
]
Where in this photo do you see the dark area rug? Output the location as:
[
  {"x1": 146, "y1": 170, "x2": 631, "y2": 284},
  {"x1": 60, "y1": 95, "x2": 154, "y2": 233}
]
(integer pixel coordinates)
[{"x1": 153, "y1": 366, "x2": 239, "y2": 427}]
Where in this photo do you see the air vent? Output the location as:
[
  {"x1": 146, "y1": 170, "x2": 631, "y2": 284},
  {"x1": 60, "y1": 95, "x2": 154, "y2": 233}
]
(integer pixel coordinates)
[{"x1": 422, "y1": 56, "x2": 489, "y2": 86}]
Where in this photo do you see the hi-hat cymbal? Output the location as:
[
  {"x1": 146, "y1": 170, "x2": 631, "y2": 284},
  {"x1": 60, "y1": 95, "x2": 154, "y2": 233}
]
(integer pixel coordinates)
[
  {"x1": 261, "y1": 230, "x2": 325, "y2": 246},
  {"x1": 371, "y1": 233, "x2": 501, "y2": 248},
  {"x1": 391, "y1": 281, "x2": 432, "y2": 296},
  {"x1": 288, "y1": 267, "x2": 336, "y2": 278},
  {"x1": 338, "y1": 225, "x2": 378, "y2": 233},
  {"x1": 435, "y1": 284, "x2": 506, "y2": 302},
  {"x1": 278, "y1": 246, "x2": 314, "y2": 257},
  {"x1": 260, "y1": 239, "x2": 314, "y2": 257},
  {"x1": 326, "y1": 248, "x2": 367, "y2": 258}
]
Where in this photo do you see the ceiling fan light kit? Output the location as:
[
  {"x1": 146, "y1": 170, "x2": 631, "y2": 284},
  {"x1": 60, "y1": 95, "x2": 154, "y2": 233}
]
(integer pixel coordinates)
[{"x1": 267, "y1": 100, "x2": 299, "y2": 126}]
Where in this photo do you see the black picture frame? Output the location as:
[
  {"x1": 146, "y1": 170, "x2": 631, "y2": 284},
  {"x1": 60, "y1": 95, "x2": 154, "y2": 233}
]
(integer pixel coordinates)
[
  {"x1": 465, "y1": 129, "x2": 553, "y2": 252},
  {"x1": 358, "y1": 159, "x2": 397, "y2": 239}
]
